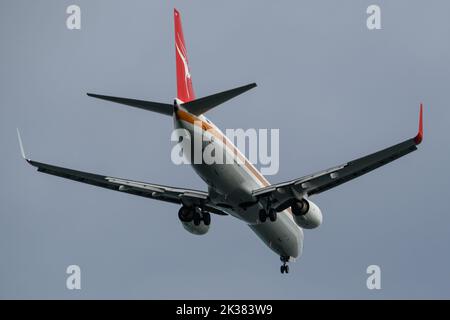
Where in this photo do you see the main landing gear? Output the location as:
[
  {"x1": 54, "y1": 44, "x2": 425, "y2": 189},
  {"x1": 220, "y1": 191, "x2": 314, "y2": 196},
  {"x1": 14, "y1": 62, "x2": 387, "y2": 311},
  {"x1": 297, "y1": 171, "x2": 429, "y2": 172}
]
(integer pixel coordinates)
[
  {"x1": 280, "y1": 256, "x2": 290, "y2": 274},
  {"x1": 259, "y1": 198, "x2": 278, "y2": 223},
  {"x1": 178, "y1": 206, "x2": 211, "y2": 226},
  {"x1": 258, "y1": 208, "x2": 277, "y2": 223}
]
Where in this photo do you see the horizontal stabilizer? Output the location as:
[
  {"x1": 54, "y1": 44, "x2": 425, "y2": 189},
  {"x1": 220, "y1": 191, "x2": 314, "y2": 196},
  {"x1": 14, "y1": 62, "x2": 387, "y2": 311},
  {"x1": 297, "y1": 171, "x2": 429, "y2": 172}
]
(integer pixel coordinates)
[
  {"x1": 87, "y1": 93, "x2": 173, "y2": 116},
  {"x1": 181, "y1": 83, "x2": 257, "y2": 116}
]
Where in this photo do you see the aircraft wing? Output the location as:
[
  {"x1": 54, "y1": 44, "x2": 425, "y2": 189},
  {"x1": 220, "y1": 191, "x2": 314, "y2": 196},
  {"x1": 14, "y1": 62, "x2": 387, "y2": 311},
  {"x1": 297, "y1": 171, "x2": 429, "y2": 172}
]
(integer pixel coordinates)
[
  {"x1": 16, "y1": 131, "x2": 227, "y2": 216},
  {"x1": 252, "y1": 105, "x2": 424, "y2": 210}
]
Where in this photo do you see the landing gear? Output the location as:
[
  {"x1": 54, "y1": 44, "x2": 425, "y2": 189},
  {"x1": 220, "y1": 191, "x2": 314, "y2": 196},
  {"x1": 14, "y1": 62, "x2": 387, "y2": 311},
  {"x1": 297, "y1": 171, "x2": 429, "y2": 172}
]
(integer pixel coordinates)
[
  {"x1": 259, "y1": 208, "x2": 277, "y2": 223},
  {"x1": 268, "y1": 209, "x2": 277, "y2": 222},
  {"x1": 280, "y1": 256, "x2": 290, "y2": 274},
  {"x1": 280, "y1": 265, "x2": 289, "y2": 274},
  {"x1": 259, "y1": 209, "x2": 267, "y2": 223},
  {"x1": 193, "y1": 212, "x2": 201, "y2": 226},
  {"x1": 202, "y1": 211, "x2": 211, "y2": 226},
  {"x1": 178, "y1": 206, "x2": 211, "y2": 226}
]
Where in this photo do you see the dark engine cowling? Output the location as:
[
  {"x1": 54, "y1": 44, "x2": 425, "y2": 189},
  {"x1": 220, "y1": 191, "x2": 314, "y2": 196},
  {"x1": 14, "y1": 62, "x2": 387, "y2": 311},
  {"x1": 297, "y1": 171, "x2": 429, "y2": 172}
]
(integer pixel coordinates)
[
  {"x1": 178, "y1": 206, "x2": 210, "y2": 235},
  {"x1": 291, "y1": 198, "x2": 323, "y2": 229}
]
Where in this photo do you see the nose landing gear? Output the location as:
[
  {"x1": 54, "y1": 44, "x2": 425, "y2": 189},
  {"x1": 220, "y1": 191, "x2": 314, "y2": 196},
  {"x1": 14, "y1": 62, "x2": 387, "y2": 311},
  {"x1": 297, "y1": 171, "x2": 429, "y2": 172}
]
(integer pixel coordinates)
[{"x1": 280, "y1": 256, "x2": 290, "y2": 274}]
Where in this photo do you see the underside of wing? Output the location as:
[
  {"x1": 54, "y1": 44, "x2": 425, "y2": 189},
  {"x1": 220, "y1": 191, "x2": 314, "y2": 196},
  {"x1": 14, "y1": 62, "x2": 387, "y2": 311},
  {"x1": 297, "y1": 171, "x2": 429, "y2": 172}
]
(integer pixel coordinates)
[
  {"x1": 16, "y1": 130, "x2": 227, "y2": 215},
  {"x1": 253, "y1": 105, "x2": 424, "y2": 210},
  {"x1": 26, "y1": 159, "x2": 227, "y2": 215},
  {"x1": 29, "y1": 160, "x2": 198, "y2": 203}
]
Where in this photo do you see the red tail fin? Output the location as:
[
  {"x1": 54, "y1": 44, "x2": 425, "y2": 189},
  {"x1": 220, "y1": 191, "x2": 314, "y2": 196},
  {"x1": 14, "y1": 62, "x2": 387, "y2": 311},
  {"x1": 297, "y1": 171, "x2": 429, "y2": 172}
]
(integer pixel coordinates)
[{"x1": 174, "y1": 9, "x2": 195, "y2": 103}]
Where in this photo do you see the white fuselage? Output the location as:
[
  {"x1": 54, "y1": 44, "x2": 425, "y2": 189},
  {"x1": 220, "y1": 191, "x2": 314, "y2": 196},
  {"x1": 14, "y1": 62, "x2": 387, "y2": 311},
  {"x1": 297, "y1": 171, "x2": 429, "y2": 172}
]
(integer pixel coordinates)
[{"x1": 174, "y1": 109, "x2": 304, "y2": 259}]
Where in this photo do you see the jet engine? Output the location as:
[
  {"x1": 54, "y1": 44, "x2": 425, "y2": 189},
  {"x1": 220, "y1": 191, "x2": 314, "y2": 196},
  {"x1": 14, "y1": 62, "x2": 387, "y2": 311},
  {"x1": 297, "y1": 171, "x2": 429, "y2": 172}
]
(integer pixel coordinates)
[
  {"x1": 290, "y1": 198, "x2": 323, "y2": 229},
  {"x1": 178, "y1": 206, "x2": 211, "y2": 235}
]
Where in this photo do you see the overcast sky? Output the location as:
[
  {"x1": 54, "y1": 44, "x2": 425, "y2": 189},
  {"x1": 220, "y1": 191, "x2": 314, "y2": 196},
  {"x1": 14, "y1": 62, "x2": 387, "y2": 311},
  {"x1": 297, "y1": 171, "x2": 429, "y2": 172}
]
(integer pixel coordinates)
[{"x1": 1, "y1": 0, "x2": 450, "y2": 299}]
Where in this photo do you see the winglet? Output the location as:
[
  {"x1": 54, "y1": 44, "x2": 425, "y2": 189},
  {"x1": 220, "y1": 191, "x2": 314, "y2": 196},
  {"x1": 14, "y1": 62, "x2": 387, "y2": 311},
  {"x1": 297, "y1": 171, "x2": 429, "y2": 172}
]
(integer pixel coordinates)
[
  {"x1": 16, "y1": 128, "x2": 30, "y2": 161},
  {"x1": 414, "y1": 103, "x2": 423, "y2": 145}
]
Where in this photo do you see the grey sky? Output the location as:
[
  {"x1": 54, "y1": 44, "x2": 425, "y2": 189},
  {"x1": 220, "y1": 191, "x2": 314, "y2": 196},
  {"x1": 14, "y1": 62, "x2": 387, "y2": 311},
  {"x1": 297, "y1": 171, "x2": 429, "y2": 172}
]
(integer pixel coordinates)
[{"x1": 1, "y1": 0, "x2": 449, "y2": 299}]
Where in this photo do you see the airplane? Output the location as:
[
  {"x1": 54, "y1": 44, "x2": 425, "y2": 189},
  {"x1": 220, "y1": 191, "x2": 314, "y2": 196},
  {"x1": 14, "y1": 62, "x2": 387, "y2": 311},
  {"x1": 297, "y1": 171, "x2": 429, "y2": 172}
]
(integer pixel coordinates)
[{"x1": 17, "y1": 8, "x2": 423, "y2": 274}]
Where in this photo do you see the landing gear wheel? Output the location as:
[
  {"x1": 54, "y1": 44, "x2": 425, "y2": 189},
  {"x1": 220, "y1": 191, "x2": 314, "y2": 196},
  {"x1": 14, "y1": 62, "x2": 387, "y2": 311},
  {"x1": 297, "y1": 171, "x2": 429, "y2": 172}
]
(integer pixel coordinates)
[
  {"x1": 193, "y1": 212, "x2": 201, "y2": 226},
  {"x1": 259, "y1": 209, "x2": 267, "y2": 223},
  {"x1": 203, "y1": 212, "x2": 211, "y2": 226},
  {"x1": 280, "y1": 256, "x2": 289, "y2": 274},
  {"x1": 268, "y1": 209, "x2": 277, "y2": 222}
]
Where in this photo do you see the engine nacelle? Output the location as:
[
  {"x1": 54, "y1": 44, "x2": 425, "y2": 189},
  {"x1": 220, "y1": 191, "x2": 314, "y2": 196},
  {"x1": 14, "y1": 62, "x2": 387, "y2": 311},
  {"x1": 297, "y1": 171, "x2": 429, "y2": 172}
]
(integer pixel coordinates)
[
  {"x1": 291, "y1": 199, "x2": 323, "y2": 229},
  {"x1": 181, "y1": 221, "x2": 210, "y2": 235},
  {"x1": 178, "y1": 206, "x2": 210, "y2": 235}
]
